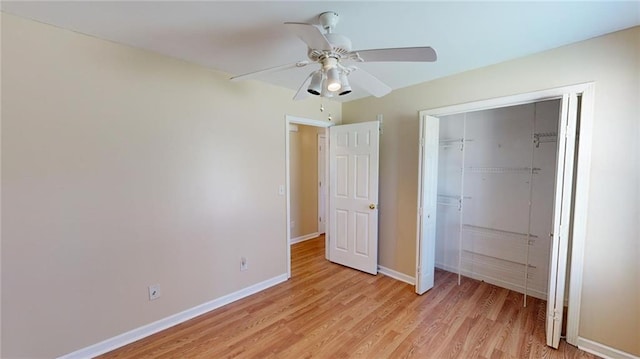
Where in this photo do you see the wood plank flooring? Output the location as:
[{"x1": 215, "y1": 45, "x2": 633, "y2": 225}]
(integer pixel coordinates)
[{"x1": 99, "y1": 235, "x2": 598, "y2": 358}]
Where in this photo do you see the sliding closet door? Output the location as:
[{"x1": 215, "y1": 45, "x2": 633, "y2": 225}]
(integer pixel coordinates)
[{"x1": 546, "y1": 94, "x2": 578, "y2": 349}]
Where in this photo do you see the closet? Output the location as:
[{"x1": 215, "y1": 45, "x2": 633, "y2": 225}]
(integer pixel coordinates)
[{"x1": 434, "y1": 99, "x2": 561, "y2": 303}]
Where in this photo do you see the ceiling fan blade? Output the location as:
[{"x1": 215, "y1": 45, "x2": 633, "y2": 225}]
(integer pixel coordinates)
[
  {"x1": 230, "y1": 60, "x2": 309, "y2": 82},
  {"x1": 293, "y1": 72, "x2": 314, "y2": 101},
  {"x1": 284, "y1": 22, "x2": 332, "y2": 51},
  {"x1": 348, "y1": 67, "x2": 392, "y2": 98},
  {"x1": 351, "y1": 46, "x2": 437, "y2": 62}
]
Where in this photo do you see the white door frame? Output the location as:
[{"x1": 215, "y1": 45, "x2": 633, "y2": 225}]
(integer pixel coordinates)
[
  {"x1": 416, "y1": 82, "x2": 595, "y2": 346},
  {"x1": 318, "y1": 134, "x2": 327, "y2": 234},
  {"x1": 285, "y1": 115, "x2": 332, "y2": 278}
]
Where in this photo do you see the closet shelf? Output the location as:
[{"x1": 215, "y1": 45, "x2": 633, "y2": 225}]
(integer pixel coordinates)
[
  {"x1": 440, "y1": 138, "x2": 464, "y2": 144},
  {"x1": 462, "y1": 250, "x2": 537, "y2": 269},
  {"x1": 466, "y1": 166, "x2": 540, "y2": 174},
  {"x1": 440, "y1": 138, "x2": 473, "y2": 149},
  {"x1": 534, "y1": 132, "x2": 558, "y2": 148},
  {"x1": 440, "y1": 138, "x2": 474, "y2": 144},
  {"x1": 535, "y1": 132, "x2": 557, "y2": 137},
  {"x1": 437, "y1": 201, "x2": 459, "y2": 207},
  {"x1": 438, "y1": 193, "x2": 472, "y2": 199},
  {"x1": 462, "y1": 224, "x2": 537, "y2": 242}
]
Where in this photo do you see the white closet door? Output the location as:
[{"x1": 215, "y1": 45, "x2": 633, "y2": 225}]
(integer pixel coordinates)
[
  {"x1": 546, "y1": 94, "x2": 578, "y2": 349},
  {"x1": 416, "y1": 115, "x2": 439, "y2": 294}
]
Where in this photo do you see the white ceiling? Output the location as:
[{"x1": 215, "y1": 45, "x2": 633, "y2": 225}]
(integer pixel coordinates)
[{"x1": 2, "y1": 1, "x2": 639, "y2": 102}]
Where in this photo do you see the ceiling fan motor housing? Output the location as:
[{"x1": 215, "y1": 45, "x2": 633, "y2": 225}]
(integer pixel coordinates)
[
  {"x1": 325, "y1": 33, "x2": 352, "y2": 55},
  {"x1": 319, "y1": 11, "x2": 339, "y2": 32},
  {"x1": 307, "y1": 33, "x2": 352, "y2": 62}
]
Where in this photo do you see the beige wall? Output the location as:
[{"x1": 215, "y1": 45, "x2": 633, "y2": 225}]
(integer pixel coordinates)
[
  {"x1": 343, "y1": 27, "x2": 640, "y2": 355},
  {"x1": 289, "y1": 125, "x2": 319, "y2": 239},
  {"x1": 0, "y1": 13, "x2": 341, "y2": 358}
]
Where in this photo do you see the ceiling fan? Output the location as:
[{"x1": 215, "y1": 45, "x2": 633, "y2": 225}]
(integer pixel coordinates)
[{"x1": 230, "y1": 11, "x2": 437, "y2": 100}]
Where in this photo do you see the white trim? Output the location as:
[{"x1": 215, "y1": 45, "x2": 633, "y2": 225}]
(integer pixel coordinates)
[
  {"x1": 290, "y1": 232, "x2": 320, "y2": 245},
  {"x1": 565, "y1": 83, "x2": 595, "y2": 346},
  {"x1": 577, "y1": 337, "x2": 640, "y2": 359},
  {"x1": 378, "y1": 265, "x2": 415, "y2": 285},
  {"x1": 285, "y1": 115, "x2": 332, "y2": 279},
  {"x1": 286, "y1": 115, "x2": 333, "y2": 128},
  {"x1": 421, "y1": 82, "x2": 593, "y2": 117},
  {"x1": 317, "y1": 133, "x2": 327, "y2": 235},
  {"x1": 57, "y1": 274, "x2": 288, "y2": 359}
]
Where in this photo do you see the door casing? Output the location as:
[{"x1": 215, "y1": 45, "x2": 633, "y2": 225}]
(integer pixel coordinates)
[{"x1": 317, "y1": 134, "x2": 327, "y2": 234}]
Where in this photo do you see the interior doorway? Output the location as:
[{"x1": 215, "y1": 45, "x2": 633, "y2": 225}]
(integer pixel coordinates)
[
  {"x1": 416, "y1": 83, "x2": 595, "y2": 349},
  {"x1": 288, "y1": 123, "x2": 326, "y2": 245},
  {"x1": 285, "y1": 115, "x2": 381, "y2": 278},
  {"x1": 285, "y1": 116, "x2": 331, "y2": 277}
]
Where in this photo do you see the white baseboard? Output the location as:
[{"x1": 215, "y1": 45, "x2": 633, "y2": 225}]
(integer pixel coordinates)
[
  {"x1": 57, "y1": 274, "x2": 289, "y2": 359},
  {"x1": 290, "y1": 232, "x2": 320, "y2": 245},
  {"x1": 577, "y1": 337, "x2": 639, "y2": 359},
  {"x1": 378, "y1": 265, "x2": 415, "y2": 285}
]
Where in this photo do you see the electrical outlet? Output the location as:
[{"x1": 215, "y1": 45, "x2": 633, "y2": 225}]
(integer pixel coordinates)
[
  {"x1": 148, "y1": 285, "x2": 160, "y2": 301},
  {"x1": 240, "y1": 257, "x2": 248, "y2": 271}
]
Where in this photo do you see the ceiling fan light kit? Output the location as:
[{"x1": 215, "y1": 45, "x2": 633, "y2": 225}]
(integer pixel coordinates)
[
  {"x1": 230, "y1": 11, "x2": 437, "y2": 100},
  {"x1": 338, "y1": 72, "x2": 352, "y2": 96},
  {"x1": 307, "y1": 71, "x2": 323, "y2": 95},
  {"x1": 325, "y1": 67, "x2": 342, "y2": 92}
]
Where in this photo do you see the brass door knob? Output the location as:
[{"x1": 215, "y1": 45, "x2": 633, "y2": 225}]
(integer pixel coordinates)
[{"x1": 369, "y1": 204, "x2": 376, "y2": 210}]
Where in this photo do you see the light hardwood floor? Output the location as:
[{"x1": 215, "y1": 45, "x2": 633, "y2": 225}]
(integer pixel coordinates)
[{"x1": 99, "y1": 235, "x2": 598, "y2": 358}]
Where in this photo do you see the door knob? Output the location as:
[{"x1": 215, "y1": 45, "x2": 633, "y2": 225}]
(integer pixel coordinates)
[{"x1": 369, "y1": 204, "x2": 376, "y2": 210}]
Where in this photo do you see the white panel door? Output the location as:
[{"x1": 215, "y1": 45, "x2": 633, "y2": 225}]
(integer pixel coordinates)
[
  {"x1": 416, "y1": 115, "x2": 440, "y2": 294},
  {"x1": 329, "y1": 121, "x2": 379, "y2": 275},
  {"x1": 546, "y1": 94, "x2": 578, "y2": 349}
]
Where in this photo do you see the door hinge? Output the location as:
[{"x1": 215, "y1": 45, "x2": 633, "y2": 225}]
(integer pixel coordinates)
[{"x1": 420, "y1": 138, "x2": 425, "y2": 147}]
